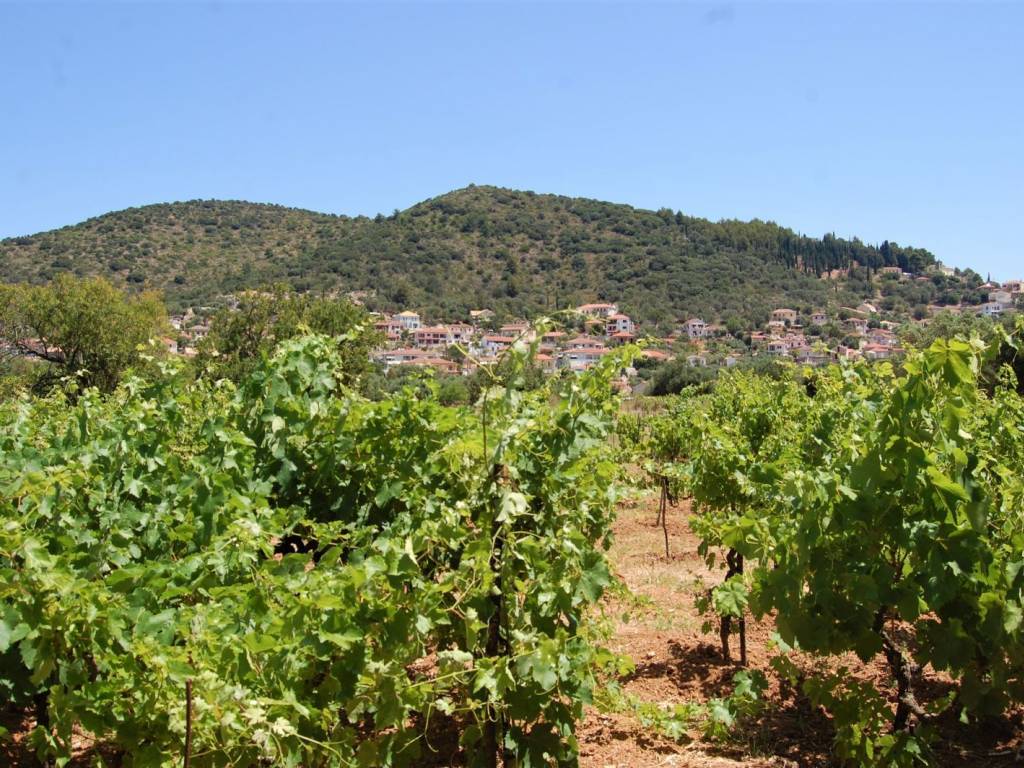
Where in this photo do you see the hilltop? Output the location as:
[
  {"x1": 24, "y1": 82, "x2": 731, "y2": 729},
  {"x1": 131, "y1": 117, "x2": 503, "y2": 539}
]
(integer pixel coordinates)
[{"x1": 0, "y1": 185, "x2": 954, "y2": 327}]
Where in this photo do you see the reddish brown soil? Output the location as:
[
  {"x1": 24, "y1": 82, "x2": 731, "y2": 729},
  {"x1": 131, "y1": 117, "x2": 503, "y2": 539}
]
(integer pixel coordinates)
[{"x1": 576, "y1": 491, "x2": 1024, "y2": 767}]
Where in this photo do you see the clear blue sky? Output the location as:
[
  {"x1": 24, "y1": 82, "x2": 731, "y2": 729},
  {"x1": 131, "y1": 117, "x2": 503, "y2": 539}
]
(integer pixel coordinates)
[{"x1": 1, "y1": 2, "x2": 1021, "y2": 279}]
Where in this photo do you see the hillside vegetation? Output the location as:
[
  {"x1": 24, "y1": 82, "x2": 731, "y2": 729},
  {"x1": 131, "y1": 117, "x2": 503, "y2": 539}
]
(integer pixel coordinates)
[{"x1": 0, "y1": 185, "x2": 937, "y2": 325}]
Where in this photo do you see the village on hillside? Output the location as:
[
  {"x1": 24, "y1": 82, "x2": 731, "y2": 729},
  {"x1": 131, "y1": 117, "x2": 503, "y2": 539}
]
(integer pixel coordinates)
[{"x1": 157, "y1": 267, "x2": 1024, "y2": 390}]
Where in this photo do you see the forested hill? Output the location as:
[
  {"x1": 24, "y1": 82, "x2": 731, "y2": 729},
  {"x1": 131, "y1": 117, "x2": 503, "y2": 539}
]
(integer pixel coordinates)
[{"x1": 0, "y1": 185, "x2": 937, "y2": 326}]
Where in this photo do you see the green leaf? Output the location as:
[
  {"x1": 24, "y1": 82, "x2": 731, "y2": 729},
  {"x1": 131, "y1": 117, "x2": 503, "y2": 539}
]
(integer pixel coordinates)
[
  {"x1": 926, "y1": 466, "x2": 970, "y2": 504},
  {"x1": 243, "y1": 633, "x2": 279, "y2": 653}
]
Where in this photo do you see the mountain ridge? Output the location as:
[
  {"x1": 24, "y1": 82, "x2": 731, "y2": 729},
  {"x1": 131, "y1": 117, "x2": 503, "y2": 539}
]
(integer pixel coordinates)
[{"x1": 0, "y1": 185, "x2": 952, "y2": 327}]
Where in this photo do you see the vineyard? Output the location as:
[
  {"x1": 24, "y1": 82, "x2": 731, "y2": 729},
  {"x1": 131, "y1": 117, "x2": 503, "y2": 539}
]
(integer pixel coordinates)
[
  {"x1": 0, "y1": 336, "x2": 627, "y2": 767},
  {"x1": 615, "y1": 322, "x2": 1024, "y2": 765},
  {"x1": 3, "y1": 326, "x2": 1024, "y2": 767}
]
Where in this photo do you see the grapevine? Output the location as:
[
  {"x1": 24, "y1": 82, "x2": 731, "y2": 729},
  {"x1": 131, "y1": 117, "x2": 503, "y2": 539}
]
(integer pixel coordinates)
[{"x1": 0, "y1": 335, "x2": 631, "y2": 767}]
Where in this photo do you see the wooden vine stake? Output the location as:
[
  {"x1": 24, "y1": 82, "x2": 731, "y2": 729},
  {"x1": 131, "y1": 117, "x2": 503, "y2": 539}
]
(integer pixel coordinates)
[
  {"x1": 661, "y1": 477, "x2": 671, "y2": 559},
  {"x1": 184, "y1": 679, "x2": 193, "y2": 768}
]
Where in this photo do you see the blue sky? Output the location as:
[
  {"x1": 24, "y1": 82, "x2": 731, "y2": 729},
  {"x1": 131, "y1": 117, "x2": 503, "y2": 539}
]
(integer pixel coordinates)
[{"x1": 1, "y1": 2, "x2": 1021, "y2": 279}]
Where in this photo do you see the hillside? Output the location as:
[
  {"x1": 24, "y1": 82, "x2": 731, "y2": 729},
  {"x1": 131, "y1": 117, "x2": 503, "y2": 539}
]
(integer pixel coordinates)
[{"x1": 0, "y1": 186, "x2": 941, "y2": 326}]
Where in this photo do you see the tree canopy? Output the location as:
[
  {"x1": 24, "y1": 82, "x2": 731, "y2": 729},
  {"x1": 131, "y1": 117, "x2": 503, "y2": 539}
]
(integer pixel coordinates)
[
  {"x1": 195, "y1": 285, "x2": 381, "y2": 384},
  {"x1": 0, "y1": 274, "x2": 168, "y2": 393}
]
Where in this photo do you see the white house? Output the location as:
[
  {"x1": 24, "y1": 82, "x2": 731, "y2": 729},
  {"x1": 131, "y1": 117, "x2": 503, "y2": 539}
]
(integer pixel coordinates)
[
  {"x1": 480, "y1": 335, "x2": 515, "y2": 355},
  {"x1": 683, "y1": 318, "x2": 708, "y2": 339},
  {"x1": 560, "y1": 347, "x2": 610, "y2": 372},
  {"x1": 867, "y1": 328, "x2": 899, "y2": 348},
  {"x1": 979, "y1": 301, "x2": 1006, "y2": 317},
  {"x1": 394, "y1": 311, "x2": 422, "y2": 331},
  {"x1": 448, "y1": 323, "x2": 474, "y2": 345},
  {"x1": 605, "y1": 313, "x2": 635, "y2": 337},
  {"x1": 374, "y1": 348, "x2": 431, "y2": 368}
]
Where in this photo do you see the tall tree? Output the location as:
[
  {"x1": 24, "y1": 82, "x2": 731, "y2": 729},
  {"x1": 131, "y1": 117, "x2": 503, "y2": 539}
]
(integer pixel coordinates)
[
  {"x1": 0, "y1": 274, "x2": 168, "y2": 393},
  {"x1": 196, "y1": 285, "x2": 381, "y2": 384}
]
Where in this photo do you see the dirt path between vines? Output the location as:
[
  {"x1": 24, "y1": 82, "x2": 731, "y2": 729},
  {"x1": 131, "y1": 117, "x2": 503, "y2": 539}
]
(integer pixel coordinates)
[
  {"x1": 576, "y1": 490, "x2": 1024, "y2": 768},
  {"x1": 576, "y1": 491, "x2": 814, "y2": 768}
]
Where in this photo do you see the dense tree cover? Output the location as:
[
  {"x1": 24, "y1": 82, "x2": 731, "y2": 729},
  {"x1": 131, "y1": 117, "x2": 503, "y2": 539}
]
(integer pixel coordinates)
[
  {"x1": 647, "y1": 355, "x2": 797, "y2": 396},
  {"x1": 874, "y1": 270, "x2": 988, "y2": 316},
  {"x1": 0, "y1": 274, "x2": 168, "y2": 393},
  {"x1": 647, "y1": 359, "x2": 718, "y2": 396},
  {"x1": 0, "y1": 186, "x2": 937, "y2": 328},
  {"x1": 633, "y1": 322, "x2": 1024, "y2": 765},
  {"x1": 0, "y1": 335, "x2": 629, "y2": 766},
  {"x1": 196, "y1": 285, "x2": 381, "y2": 384}
]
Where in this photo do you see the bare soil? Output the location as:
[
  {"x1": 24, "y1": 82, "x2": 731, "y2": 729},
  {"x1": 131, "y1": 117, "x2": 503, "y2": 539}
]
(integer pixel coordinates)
[{"x1": 576, "y1": 490, "x2": 1024, "y2": 768}]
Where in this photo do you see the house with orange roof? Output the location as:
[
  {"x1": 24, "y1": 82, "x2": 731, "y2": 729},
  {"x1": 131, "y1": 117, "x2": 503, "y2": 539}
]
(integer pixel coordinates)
[
  {"x1": 566, "y1": 335, "x2": 606, "y2": 350},
  {"x1": 535, "y1": 353, "x2": 557, "y2": 374},
  {"x1": 412, "y1": 325, "x2": 454, "y2": 349},
  {"x1": 402, "y1": 357, "x2": 460, "y2": 375},
  {"x1": 375, "y1": 318, "x2": 404, "y2": 342},
  {"x1": 576, "y1": 302, "x2": 619, "y2": 318},
  {"x1": 605, "y1": 313, "x2": 635, "y2": 336},
  {"x1": 641, "y1": 349, "x2": 673, "y2": 362},
  {"x1": 861, "y1": 343, "x2": 900, "y2": 361}
]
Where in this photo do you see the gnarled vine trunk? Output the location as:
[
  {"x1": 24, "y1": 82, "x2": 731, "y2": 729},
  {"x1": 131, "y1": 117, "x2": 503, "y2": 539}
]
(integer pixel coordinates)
[{"x1": 720, "y1": 548, "x2": 747, "y2": 665}]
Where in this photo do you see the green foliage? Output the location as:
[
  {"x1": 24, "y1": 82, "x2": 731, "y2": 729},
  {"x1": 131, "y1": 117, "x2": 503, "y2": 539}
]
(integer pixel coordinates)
[
  {"x1": 596, "y1": 667, "x2": 767, "y2": 746},
  {"x1": 631, "y1": 330, "x2": 1024, "y2": 764},
  {"x1": 0, "y1": 187, "x2": 935, "y2": 327},
  {"x1": 195, "y1": 284, "x2": 381, "y2": 384},
  {"x1": 648, "y1": 358, "x2": 717, "y2": 396},
  {"x1": 0, "y1": 334, "x2": 631, "y2": 766},
  {"x1": 900, "y1": 311, "x2": 1024, "y2": 393},
  {"x1": 0, "y1": 273, "x2": 168, "y2": 393}
]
